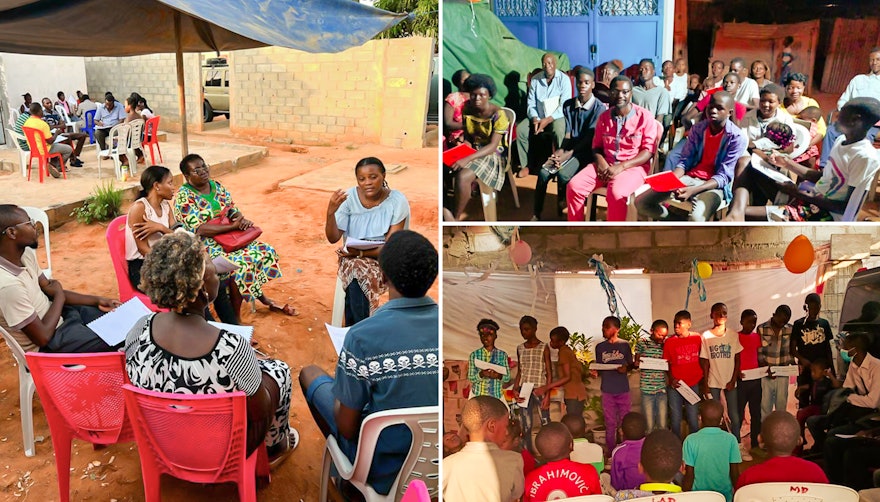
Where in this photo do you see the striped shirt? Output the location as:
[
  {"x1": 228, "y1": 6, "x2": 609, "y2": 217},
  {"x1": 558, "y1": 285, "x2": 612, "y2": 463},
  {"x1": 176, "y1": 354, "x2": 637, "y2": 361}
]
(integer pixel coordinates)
[
  {"x1": 636, "y1": 338, "x2": 666, "y2": 394},
  {"x1": 517, "y1": 342, "x2": 547, "y2": 386},
  {"x1": 468, "y1": 347, "x2": 511, "y2": 399},
  {"x1": 13, "y1": 111, "x2": 30, "y2": 150},
  {"x1": 757, "y1": 321, "x2": 794, "y2": 366}
]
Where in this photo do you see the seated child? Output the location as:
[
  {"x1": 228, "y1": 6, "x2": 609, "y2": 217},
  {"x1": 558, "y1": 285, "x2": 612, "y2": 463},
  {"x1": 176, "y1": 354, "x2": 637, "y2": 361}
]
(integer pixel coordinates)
[
  {"x1": 683, "y1": 400, "x2": 742, "y2": 502},
  {"x1": 635, "y1": 320, "x2": 669, "y2": 431},
  {"x1": 792, "y1": 106, "x2": 824, "y2": 170},
  {"x1": 443, "y1": 396, "x2": 525, "y2": 502},
  {"x1": 795, "y1": 359, "x2": 833, "y2": 448},
  {"x1": 737, "y1": 97, "x2": 880, "y2": 221},
  {"x1": 468, "y1": 318, "x2": 512, "y2": 399},
  {"x1": 734, "y1": 411, "x2": 828, "y2": 489},
  {"x1": 611, "y1": 412, "x2": 648, "y2": 491},
  {"x1": 524, "y1": 422, "x2": 602, "y2": 501},
  {"x1": 614, "y1": 429, "x2": 685, "y2": 500},
  {"x1": 500, "y1": 418, "x2": 537, "y2": 477}
]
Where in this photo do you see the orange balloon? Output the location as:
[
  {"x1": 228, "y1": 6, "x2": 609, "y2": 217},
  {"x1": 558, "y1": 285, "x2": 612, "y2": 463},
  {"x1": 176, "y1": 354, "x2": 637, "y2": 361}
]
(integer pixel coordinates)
[
  {"x1": 783, "y1": 235, "x2": 814, "y2": 274},
  {"x1": 510, "y1": 240, "x2": 532, "y2": 266}
]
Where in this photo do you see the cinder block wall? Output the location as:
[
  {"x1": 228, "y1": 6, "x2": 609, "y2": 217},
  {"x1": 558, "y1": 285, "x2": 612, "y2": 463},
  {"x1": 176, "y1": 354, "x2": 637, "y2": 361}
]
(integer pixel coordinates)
[
  {"x1": 83, "y1": 53, "x2": 203, "y2": 133},
  {"x1": 231, "y1": 37, "x2": 433, "y2": 148}
]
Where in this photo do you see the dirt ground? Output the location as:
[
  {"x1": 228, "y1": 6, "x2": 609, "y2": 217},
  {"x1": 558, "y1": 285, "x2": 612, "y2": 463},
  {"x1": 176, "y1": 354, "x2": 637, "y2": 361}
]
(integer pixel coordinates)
[{"x1": 0, "y1": 140, "x2": 438, "y2": 501}]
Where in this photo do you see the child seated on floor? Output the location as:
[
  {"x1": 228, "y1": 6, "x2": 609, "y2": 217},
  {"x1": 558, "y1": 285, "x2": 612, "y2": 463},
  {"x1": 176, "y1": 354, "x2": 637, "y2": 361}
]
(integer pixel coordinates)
[
  {"x1": 735, "y1": 97, "x2": 880, "y2": 221},
  {"x1": 524, "y1": 423, "x2": 602, "y2": 501},
  {"x1": 795, "y1": 359, "x2": 833, "y2": 450},
  {"x1": 683, "y1": 400, "x2": 741, "y2": 502},
  {"x1": 734, "y1": 411, "x2": 828, "y2": 490},
  {"x1": 500, "y1": 417, "x2": 537, "y2": 477},
  {"x1": 793, "y1": 106, "x2": 824, "y2": 170},
  {"x1": 611, "y1": 412, "x2": 648, "y2": 491},
  {"x1": 614, "y1": 430, "x2": 685, "y2": 500}
]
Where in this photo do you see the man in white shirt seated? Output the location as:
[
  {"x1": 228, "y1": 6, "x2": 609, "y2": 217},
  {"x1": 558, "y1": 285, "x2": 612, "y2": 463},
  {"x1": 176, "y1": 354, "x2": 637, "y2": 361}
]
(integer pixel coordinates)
[
  {"x1": 93, "y1": 93, "x2": 126, "y2": 150},
  {"x1": 516, "y1": 53, "x2": 572, "y2": 178}
]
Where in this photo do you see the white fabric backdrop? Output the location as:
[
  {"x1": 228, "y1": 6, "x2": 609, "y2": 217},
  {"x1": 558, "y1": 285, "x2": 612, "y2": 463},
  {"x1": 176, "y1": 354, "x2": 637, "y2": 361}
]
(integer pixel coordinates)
[{"x1": 443, "y1": 266, "x2": 820, "y2": 360}]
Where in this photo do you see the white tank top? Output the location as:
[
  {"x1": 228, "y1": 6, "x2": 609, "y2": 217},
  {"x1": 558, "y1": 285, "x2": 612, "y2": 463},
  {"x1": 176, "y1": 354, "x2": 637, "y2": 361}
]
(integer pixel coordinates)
[{"x1": 125, "y1": 198, "x2": 172, "y2": 260}]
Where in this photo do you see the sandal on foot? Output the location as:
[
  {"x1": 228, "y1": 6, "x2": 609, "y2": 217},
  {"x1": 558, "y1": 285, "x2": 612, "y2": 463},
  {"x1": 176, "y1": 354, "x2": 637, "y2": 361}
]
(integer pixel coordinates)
[
  {"x1": 268, "y1": 302, "x2": 299, "y2": 316},
  {"x1": 269, "y1": 427, "x2": 299, "y2": 469}
]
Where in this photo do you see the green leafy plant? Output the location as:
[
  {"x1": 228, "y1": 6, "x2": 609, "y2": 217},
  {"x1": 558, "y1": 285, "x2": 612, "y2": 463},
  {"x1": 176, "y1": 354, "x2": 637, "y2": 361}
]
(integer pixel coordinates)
[
  {"x1": 585, "y1": 395, "x2": 604, "y2": 427},
  {"x1": 617, "y1": 316, "x2": 644, "y2": 354},
  {"x1": 567, "y1": 331, "x2": 595, "y2": 384},
  {"x1": 374, "y1": 0, "x2": 438, "y2": 40},
  {"x1": 71, "y1": 181, "x2": 122, "y2": 224}
]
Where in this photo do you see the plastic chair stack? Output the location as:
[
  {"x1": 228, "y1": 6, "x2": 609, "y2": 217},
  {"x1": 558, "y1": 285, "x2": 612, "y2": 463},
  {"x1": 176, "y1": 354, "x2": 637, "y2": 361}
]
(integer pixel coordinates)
[
  {"x1": 127, "y1": 118, "x2": 145, "y2": 177},
  {"x1": 97, "y1": 123, "x2": 131, "y2": 180},
  {"x1": 141, "y1": 115, "x2": 163, "y2": 165},
  {"x1": 22, "y1": 126, "x2": 66, "y2": 183},
  {"x1": 25, "y1": 352, "x2": 135, "y2": 502},
  {"x1": 122, "y1": 385, "x2": 270, "y2": 502},
  {"x1": 105, "y1": 215, "x2": 163, "y2": 311}
]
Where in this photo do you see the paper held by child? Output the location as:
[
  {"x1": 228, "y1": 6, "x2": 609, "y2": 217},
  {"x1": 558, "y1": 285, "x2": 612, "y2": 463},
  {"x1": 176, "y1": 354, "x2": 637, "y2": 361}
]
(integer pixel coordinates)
[
  {"x1": 324, "y1": 323, "x2": 350, "y2": 354},
  {"x1": 442, "y1": 144, "x2": 477, "y2": 167},
  {"x1": 590, "y1": 362, "x2": 622, "y2": 371},
  {"x1": 87, "y1": 297, "x2": 152, "y2": 346},
  {"x1": 473, "y1": 358, "x2": 508, "y2": 375},
  {"x1": 343, "y1": 237, "x2": 384, "y2": 253},
  {"x1": 770, "y1": 365, "x2": 799, "y2": 377},
  {"x1": 644, "y1": 171, "x2": 687, "y2": 192},
  {"x1": 675, "y1": 380, "x2": 701, "y2": 405},
  {"x1": 518, "y1": 382, "x2": 535, "y2": 408},
  {"x1": 741, "y1": 367, "x2": 768, "y2": 381},
  {"x1": 750, "y1": 154, "x2": 796, "y2": 185},
  {"x1": 638, "y1": 357, "x2": 669, "y2": 371}
]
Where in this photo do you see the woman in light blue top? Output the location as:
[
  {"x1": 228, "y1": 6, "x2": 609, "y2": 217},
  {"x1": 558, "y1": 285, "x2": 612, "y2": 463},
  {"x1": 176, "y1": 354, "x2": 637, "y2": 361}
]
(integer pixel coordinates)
[{"x1": 325, "y1": 157, "x2": 410, "y2": 326}]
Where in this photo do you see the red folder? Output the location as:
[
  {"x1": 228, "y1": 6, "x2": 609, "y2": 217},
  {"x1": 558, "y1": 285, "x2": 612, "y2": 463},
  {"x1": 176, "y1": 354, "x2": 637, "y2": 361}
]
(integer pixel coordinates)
[
  {"x1": 645, "y1": 171, "x2": 687, "y2": 192},
  {"x1": 442, "y1": 144, "x2": 477, "y2": 167}
]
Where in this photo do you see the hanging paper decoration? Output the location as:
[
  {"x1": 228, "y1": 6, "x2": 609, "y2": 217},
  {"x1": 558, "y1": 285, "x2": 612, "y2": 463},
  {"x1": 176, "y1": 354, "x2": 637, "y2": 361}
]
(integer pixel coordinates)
[
  {"x1": 783, "y1": 235, "x2": 814, "y2": 274},
  {"x1": 510, "y1": 240, "x2": 532, "y2": 266},
  {"x1": 589, "y1": 254, "x2": 619, "y2": 316},
  {"x1": 685, "y1": 258, "x2": 708, "y2": 310},
  {"x1": 697, "y1": 261, "x2": 713, "y2": 279}
]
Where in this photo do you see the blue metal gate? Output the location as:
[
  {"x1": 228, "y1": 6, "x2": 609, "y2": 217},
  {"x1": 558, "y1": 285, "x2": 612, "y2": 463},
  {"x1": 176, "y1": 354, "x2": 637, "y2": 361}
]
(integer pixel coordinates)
[{"x1": 493, "y1": 0, "x2": 664, "y2": 70}]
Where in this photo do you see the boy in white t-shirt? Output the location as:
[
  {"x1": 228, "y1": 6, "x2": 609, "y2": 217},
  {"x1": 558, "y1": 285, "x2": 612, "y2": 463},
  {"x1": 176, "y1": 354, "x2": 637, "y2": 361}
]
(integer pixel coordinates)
[
  {"x1": 734, "y1": 97, "x2": 880, "y2": 220},
  {"x1": 699, "y1": 303, "x2": 743, "y2": 448}
]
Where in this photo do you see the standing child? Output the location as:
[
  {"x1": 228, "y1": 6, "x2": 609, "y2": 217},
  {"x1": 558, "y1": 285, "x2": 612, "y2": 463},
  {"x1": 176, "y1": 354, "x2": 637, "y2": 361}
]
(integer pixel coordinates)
[
  {"x1": 468, "y1": 318, "x2": 512, "y2": 399},
  {"x1": 591, "y1": 316, "x2": 634, "y2": 452},
  {"x1": 611, "y1": 412, "x2": 648, "y2": 491},
  {"x1": 758, "y1": 305, "x2": 794, "y2": 419},
  {"x1": 736, "y1": 309, "x2": 762, "y2": 460},
  {"x1": 792, "y1": 293, "x2": 834, "y2": 380},
  {"x1": 515, "y1": 315, "x2": 552, "y2": 455},
  {"x1": 524, "y1": 423, "x2": 602, "y2": 501},
  {"x1": 635, "y1": 320, "x2": 668, "y2": 431},
  {"x1": 683, "y1": 400, "x2": 742, "y2": 502},
  {"x1": 699, "y1": 303, "x2": 743, "y2": 449},
  {"x1": 778, "y1": 36, "x2": 795, "y2": 85},
  {"x1": 535, "y1": 326, "x2": 587, "y2": 418},
  {"x1": 663, "y1": 310, "x2": 704, "y2": 438}
]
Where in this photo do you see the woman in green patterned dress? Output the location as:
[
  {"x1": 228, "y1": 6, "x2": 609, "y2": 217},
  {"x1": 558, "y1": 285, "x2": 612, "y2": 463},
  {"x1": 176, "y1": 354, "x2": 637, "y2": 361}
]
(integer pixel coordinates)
[{"x1": 173, "y1": 153, "x2": 297, "y2": 319}]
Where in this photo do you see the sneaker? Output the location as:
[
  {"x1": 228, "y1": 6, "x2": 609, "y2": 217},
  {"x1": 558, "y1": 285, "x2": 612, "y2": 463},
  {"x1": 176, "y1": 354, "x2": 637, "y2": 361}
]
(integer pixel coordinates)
[
  {"x1": 70, "y1": 158, "x2": 83, "y2": 167},
  {"x1": 48, "y1": 163, "x2": 62, "y2": 179},
  {"x1": 740, "y1": 444, "x2": 753, "y2": 461}
]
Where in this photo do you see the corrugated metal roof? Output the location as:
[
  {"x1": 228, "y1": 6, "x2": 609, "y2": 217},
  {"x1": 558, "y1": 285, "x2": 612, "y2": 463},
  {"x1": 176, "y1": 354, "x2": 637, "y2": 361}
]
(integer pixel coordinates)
[{"x1": 820, "y1": 18, "x2": 880, "y2": 96}]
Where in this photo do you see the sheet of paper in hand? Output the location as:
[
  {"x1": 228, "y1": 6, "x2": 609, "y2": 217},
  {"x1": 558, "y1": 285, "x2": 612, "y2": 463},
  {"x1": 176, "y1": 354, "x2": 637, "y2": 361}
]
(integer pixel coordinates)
[
  {"x1": 639, "y1": 357, "x2": 669, "y2": 371},
  {"x1": 474, "y1": 359, "x2": 508, "y2": 375},
  {"x1": 86, "y1": 297, "x2": 152, "y2": 346}
]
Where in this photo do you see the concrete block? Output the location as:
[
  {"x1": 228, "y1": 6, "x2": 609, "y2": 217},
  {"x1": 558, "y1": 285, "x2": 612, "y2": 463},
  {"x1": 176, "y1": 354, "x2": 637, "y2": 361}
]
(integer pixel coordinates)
[
  {"x1": 831, "y1": 234, "x2": 874, "y2": 260},
  {"x1": 618, "y1": 231, "x2": 652, "y2": 248},
  {"x1": 654, "y1": 230, "x2": 680, "y2": 247},
  {"x1": 547, "y1": 233, "x2": 579, "y2": 251},
  {"x1": 688, "y1": 228, "x2": 720, "y2": 247},
  {"x1": 582, "y1": 233, "x2": 614, "y2": 251}
]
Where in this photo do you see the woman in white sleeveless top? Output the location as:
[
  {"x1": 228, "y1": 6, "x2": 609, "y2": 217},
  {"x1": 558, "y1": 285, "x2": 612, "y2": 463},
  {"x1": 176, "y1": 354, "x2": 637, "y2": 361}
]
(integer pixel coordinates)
[{"x1": 125, "y1": 165, "x2": 175, "y2": 289}]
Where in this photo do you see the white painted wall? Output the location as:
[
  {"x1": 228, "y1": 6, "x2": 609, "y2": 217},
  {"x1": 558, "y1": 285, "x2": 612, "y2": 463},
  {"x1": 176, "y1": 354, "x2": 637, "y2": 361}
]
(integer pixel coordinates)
[{"x1": 1, "y1": 53, "x2": 87, "y2": 119}]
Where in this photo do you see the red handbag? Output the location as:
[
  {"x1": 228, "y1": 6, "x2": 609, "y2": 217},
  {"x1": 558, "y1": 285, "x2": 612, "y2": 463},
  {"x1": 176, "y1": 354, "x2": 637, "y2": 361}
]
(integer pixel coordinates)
[{"x1": 207, "y1": 208, "x2": 262, "y2": 252}]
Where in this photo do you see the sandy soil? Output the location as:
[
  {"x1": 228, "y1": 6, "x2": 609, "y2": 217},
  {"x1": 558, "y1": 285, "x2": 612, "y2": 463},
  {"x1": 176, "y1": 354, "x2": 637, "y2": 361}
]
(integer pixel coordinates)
[{"x1": 0, "y1": 142, "x2": 438, "y2": 501}]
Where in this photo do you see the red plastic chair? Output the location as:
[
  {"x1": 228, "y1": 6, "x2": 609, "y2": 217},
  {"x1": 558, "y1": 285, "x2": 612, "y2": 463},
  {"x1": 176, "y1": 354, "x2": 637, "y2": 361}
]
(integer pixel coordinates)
[
  {"x1": 105, "y1": 215, "x2": 163, "y2": 311},
  {"x1": 122, "y1": 384, "x2": 270, "y2": 502},
  {"x1": 141, "y1": 115, "x2": 163, "y2": 165},
  {"x1": 24, "y1": 352, "x2": 134, "y2": 502},
  {"x1": 22, "y1": 126, "x2": 66, "y2": 183}
]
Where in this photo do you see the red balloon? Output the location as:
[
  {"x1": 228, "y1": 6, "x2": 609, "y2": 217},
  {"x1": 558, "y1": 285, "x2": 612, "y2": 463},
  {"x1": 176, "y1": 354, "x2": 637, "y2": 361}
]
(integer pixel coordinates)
[
  {"x1": 510, "y1": 240, "x2": 532, "y2": 266},
  {"x1": 783, "y1": 235, "x2": 814, "y2": 274}
]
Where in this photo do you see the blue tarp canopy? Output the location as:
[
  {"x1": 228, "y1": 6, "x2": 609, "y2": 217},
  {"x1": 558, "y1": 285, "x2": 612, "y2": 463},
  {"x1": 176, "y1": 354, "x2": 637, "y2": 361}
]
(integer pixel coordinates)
[{"x1": 0, "y1": 0, "x2": 406, "y2": 56}]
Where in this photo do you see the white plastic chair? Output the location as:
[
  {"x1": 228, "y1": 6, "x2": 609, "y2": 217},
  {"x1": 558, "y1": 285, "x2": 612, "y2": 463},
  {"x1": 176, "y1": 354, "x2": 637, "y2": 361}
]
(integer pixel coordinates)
[
  {"x1": 331, "y1": 276, "x2": 345, "y2": 327},
  {"x1": 629, "y1": 492, "x2": 725, "y2": 501},
  {"x1": 556, "y1": 495, "x2": 614, "y2": 501},
  {"x1": 126, "y1": 118, "x2": 145, "y2": 177},
  {"x1": 6, "y1": 128, "x2": 29, "y2": 178},
  {"x1": 571, "y1": 438, "x2": 605, "y2": 476},
  {"x1": 0, "y1": 326, "x2": 38, "y2": 457},
  {"x1": 54, "y1": 105, "x2": 79, "y2": 133},
  {"x1": 838, "y1": 169, "x2": 878, "y2": 222},
  {"x1": 319, "y1": 406, "x2": 439, "y2": 502},
  {"x1": 97, "y1": 123, "x2": 131, "y2": 180},
  {"x1": 21, "y1": 206, "x2": 52, "y2": 279},
  {"x1": 10, "y1": 108, "x2": 20, "y2": 125},
  {"x1": 733, "y1": 482, "x2": 858, "y2": 502},
  {"x1": 478, "y1": 107, "x2": 520, "y2": 222}
]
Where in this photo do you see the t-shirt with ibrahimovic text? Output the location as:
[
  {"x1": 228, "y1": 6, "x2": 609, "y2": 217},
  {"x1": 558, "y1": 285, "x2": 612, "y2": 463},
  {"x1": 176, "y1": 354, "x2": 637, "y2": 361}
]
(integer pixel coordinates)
[
  {"x1": 663, "y1": 334, "x2": 703, "y2": 387},
  {"x1": 524, "y1": 458, "x2": 602, "y2": 502},
  {"x1": 595, "y1": 340, "x2": 633, "y2": 394},
  {"x1": 700, "y1": 328, "x2": 743, "y2": 389}
]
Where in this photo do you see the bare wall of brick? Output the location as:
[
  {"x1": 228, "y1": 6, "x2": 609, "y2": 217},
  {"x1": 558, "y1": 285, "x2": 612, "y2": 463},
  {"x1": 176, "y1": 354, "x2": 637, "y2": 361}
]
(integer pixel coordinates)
[
  {"x1": 84, "y1": 53, "x2": 203, "y2": 133},
  {"x1": 230, "y1": 37, "x2": 434, "y2": 149}
]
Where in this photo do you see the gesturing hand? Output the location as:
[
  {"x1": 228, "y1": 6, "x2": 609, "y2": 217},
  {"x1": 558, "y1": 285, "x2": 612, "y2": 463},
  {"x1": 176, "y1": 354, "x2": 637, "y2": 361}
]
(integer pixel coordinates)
[{"x1": 327, "y1": 189, "x2": 348, "y2": 214}]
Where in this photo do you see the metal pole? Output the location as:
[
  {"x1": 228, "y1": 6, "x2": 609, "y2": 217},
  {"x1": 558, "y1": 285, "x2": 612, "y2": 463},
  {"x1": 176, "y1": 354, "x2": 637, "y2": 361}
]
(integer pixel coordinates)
[{"x1": 174, "y1": 11, "x2": 189, "y2": 157}]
